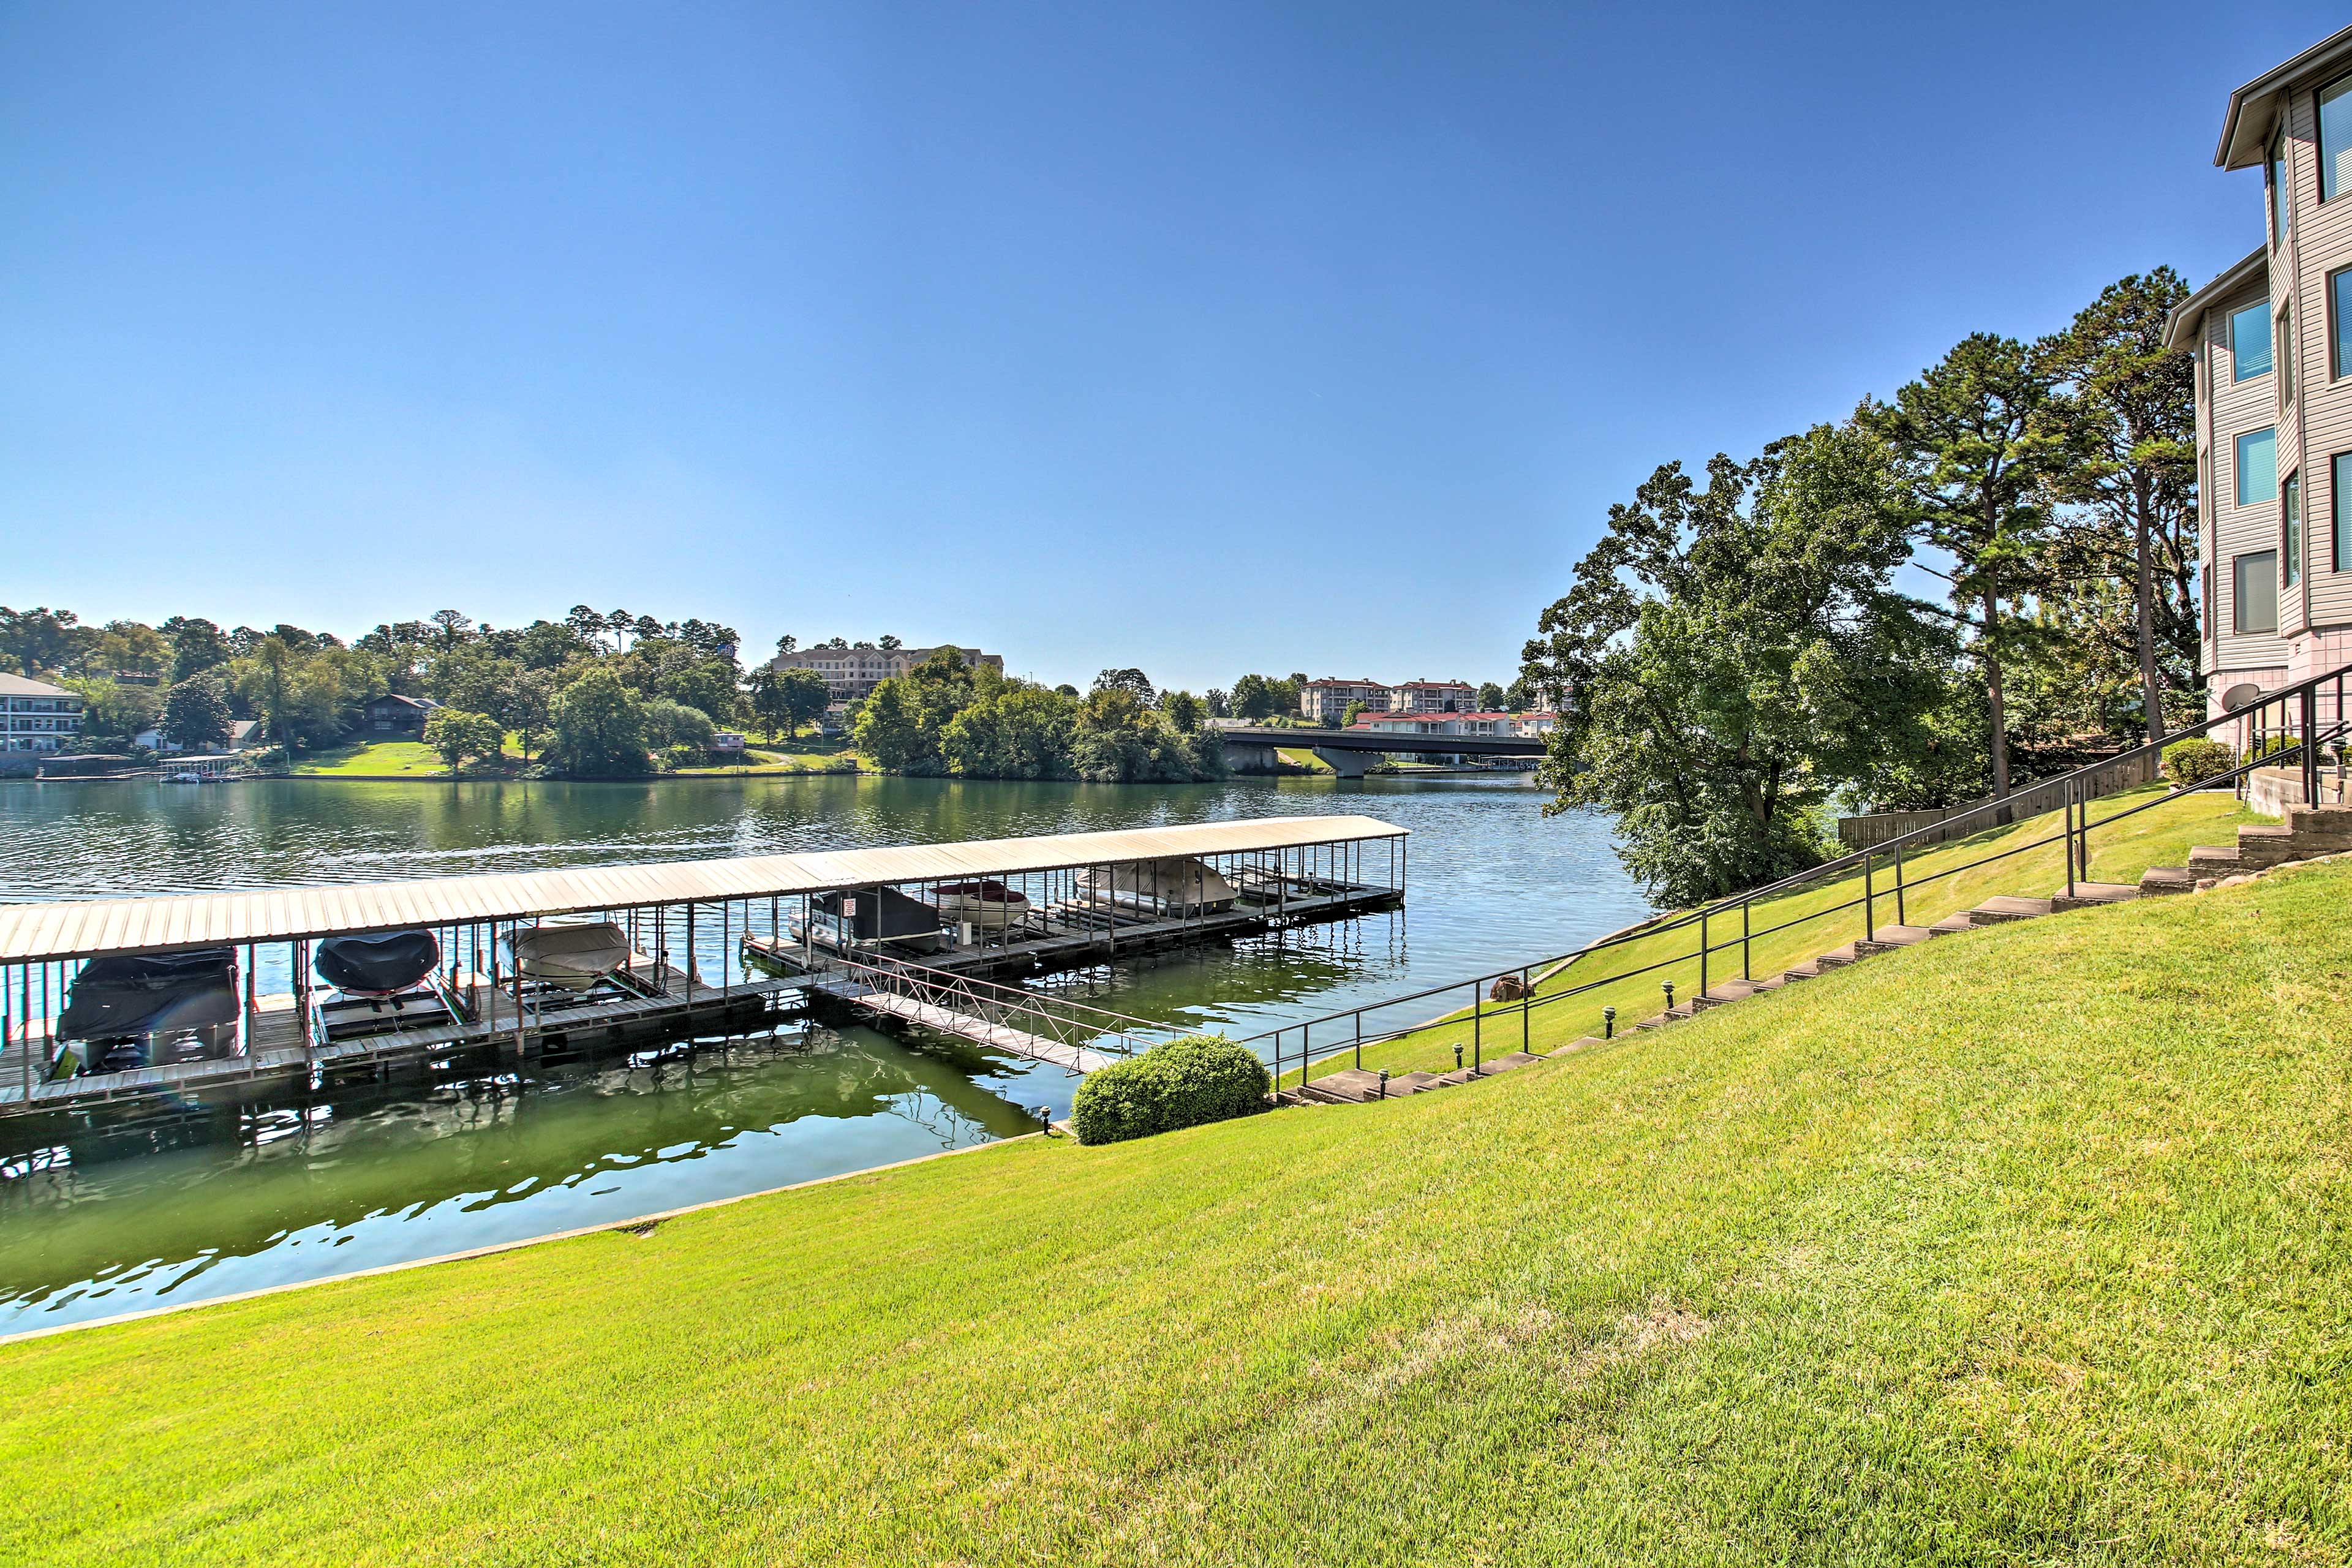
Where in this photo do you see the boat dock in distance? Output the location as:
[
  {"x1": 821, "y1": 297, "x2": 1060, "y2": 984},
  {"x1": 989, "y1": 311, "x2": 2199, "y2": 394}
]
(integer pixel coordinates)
[{"x1": 0, "y1": 815, "x2": 1406, "y2": 1119}]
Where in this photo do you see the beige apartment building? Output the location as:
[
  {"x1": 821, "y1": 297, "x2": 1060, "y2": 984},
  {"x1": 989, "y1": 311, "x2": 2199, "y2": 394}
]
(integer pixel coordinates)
[
  {"x1": 2170, "y1": 24, "x2": 2352, "y2": 714},
  {"x1": 765, "y1": 644, "x2": 1003, "y2": 703}
]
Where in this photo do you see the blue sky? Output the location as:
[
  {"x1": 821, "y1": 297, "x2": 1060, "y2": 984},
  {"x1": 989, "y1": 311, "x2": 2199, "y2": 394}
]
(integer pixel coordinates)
[{"x1": 0, "y1": 2, "x2": 2337, "y2": 693}]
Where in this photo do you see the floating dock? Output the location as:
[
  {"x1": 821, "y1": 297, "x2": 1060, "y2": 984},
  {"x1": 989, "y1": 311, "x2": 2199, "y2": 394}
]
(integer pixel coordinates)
[{"x1": 0, "y1": 815, "x2": 1406, "y2": 1119}]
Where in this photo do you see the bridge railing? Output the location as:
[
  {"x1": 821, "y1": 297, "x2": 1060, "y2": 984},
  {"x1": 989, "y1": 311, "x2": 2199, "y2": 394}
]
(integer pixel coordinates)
[{"x1": 1240, "y1": 663, "x2": 2352, "y2": 1091}]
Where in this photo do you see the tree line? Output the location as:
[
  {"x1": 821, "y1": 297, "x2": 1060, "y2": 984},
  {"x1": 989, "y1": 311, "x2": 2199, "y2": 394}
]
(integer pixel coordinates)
[
  {"x1": 1522, "y1": 269, "x2": 2198, "y2": 906},
  {"x1": 853, "y1": 654, "x2": 1225, "y2": 782}
]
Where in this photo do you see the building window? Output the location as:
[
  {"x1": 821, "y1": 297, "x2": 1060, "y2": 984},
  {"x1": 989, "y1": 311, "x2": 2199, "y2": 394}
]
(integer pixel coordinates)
[
  {"x1": 2232, "y1": 300, "x2": 2273, "y2": 379},
  {"x1": 2236, "y1": 551, "x2": 2280, "y2": 634},
  {"x1": 2335, "y1": 269, "x2": 2352, "y2": 379},
  {"x1": 2284, "y1": 470, "x2": 2302, "y2": 589},
  {"x1": 2237, "y1": 427, "x2": 2278, "y2": 505},
  {"x1": 2325, "y1": 75, "x2": 2352, "y2": 200},
  {"x1": 2281, "y1": 302, "x2": 2297, "y2": 405},
  {"x1": 2275, "y1": 128, "x2": 2294, "y2": 244},
  {"x1": 2336, "y1": 452, "x2": 2352, "y2": 571}
]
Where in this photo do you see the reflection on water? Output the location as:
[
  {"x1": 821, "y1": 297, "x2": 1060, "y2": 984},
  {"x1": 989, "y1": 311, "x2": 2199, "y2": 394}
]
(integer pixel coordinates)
[{"x1": 0, "y1": 773, "x2": 1645, "y2": 1333}]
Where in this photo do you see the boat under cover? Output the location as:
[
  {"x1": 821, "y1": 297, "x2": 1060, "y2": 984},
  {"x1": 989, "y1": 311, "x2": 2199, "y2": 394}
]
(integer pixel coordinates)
[
  {"x1": 815, "y1": 886, "x2": 946, "y2": 951},
  {"x1": 1076, "y1": 858, "x2": 1236, "y2": 915},
  {"x1": 502, "y1": 922, "x2": 633, "y2": 991},
  {"x1": 315, "y1": 929, "x2": 441, "y2": 995},
  {"x1": 56, "y1": 948, "x2": 240, "y2": 1055},
  {"x1": 930, "y1": 880, "x2": 1031, "y2": 928}
]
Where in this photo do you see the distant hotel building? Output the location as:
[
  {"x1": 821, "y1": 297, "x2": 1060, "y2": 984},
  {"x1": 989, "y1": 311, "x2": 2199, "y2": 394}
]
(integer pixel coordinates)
[
  {"x1": 766, "y1": 644, "x2": 1005, "y2": 703},
  {"x1": 1298, "y1": 676, "x2": 1480, "y2": 721},
  {"x1": 1351, "y1": 710, "x2": 1557, "y2": 740},
  {"x1": 0, "y1": 674, "x2": 83, "y2": 753}
]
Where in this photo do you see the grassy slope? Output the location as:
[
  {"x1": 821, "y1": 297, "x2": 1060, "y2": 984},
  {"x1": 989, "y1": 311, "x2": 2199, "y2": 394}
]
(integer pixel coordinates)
[
  {"x1": 288, "y1": 739, "x2": 448, "y2": 775},
  {"x1": 1288, "y1": 784, "x2": 2274, "y2": 1084},
  {"x1": 4, "y1": 859, "x2": 2350, "y2": 1564}
]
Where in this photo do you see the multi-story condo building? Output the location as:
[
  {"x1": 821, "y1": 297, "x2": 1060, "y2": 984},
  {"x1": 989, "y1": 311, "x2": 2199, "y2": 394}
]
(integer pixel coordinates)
[
  {"x1": 2170, "y1": 24, "x2": 2352, "y2": 715},
  {"x1": 1390, "y1": 679, "x2": 1477, "y2": 714},
  {"x1": 765, "y1": 644, "x2": 1004, "y2": 703},
  {"x1": 1297, "y1": 678, "x2": 1394, "y2": 723},
  {"x1": 0, "y1": 674, "x2": 84, "y2": 752}
]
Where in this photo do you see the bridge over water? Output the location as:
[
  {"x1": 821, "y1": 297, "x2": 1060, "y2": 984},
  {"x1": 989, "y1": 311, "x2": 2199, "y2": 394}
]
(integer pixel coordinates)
[{"x1": 1218, "y1": 726, "x2": 1545, "y2": 777}]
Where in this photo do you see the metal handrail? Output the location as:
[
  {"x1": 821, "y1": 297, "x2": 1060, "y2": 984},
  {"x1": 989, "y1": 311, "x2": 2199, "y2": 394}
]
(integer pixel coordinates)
[
  {"x1": 1245, "y1": 662, "x2": 2352, "y2": 1084},
  {"x1": 813, "y1": 950, "x2": 1179, "y2": 1058}
]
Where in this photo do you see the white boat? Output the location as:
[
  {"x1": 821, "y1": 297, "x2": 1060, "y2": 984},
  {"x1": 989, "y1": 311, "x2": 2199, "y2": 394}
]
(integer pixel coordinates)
[
  {"x1": 503, "y1": 922, "x2": 633, "y2": 991},
  {"x1": 1076, "y1": 857, "x2": 1235, "y2": 916},
  {"x1": 930, "y1": 880, "x2": 1031, "y2": 929}
]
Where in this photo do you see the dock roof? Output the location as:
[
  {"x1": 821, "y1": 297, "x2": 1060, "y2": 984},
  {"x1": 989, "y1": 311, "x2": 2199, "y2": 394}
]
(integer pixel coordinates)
[{"x1": 0, "y1": 815, "x2": 1407, "y2": 964}]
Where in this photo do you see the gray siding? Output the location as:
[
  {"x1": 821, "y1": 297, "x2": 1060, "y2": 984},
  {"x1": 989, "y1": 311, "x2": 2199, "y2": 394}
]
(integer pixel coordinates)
[
  {"x1": 2205, "y1": 272, "x2": 2291, "y2": 670},
  {"x1": 2287, "y1": 75, "x2": 2352, "y2": 630}
]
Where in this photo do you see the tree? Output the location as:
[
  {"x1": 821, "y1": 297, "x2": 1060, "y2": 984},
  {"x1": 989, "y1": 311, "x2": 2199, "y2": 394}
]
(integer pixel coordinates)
[
  {"x1": 160, "y1": 677, "x2": 233, "y2": 753},
  {"x1": 774, "y1": 634, "x2": 799, "y2": 657},
  {"x1": 942, "y1": 683, "x2": 1077, "y2": 778},
  {"x1": 428, "y1": 609, "x2": 475, "y2": 649},
  {"x1": 2039, "y1": 269, "x2": 2199, "y2": 745},
  {"x1": 63, "y1": 677, "x2": 161, "y2": 748},
  {"x1": 1521, "y1": 428, "x2": 1956, "y2": 905},
  {"x1": 1229, "y1": 673, "x2": 1276, "y2": 721},
  {"x1": 510, "y1": 669, "x2": 556, "y2": 761},
  {"x1": 1161, "y1": 690, "x2": 1204, "y2": 733},
  {"x1": 1093, "y1": 668, "x2": 1157, "y2": 706},
  {"x1": 91, "y1": 620, "x2": 170, "y2": 676},
  {"x1": 1204, "y1": 688, "x2": 1230, "y2": 717},
  {"x1": 853, "y1": 650, "x2": 976, "y2": 774},
  {"x1": 546, "y1": 667, "x2": 650, "y2": 775},
  {"x1": 0, "y1": 606, "x2": 90, "y2": 676},
  {"x1": 565, "y1": 605, "x2": 609, "y2": 650},
  {"x1": 423, "y1": 707, "x2": 505, "y2": 774},
  {"x1": 1054, "y1": 684, "x2": 1080, "y2": 699},
  {"x1": 878, "y1": 634, "x2": 902, "y2": 652},
  {"x1": 249, "y1": 636, "x2": 293, "y2": 747},
  {"x1": 1869, "y1": 335, "x2": 2064, "y2": 802},
  {"x1": 160, "y1": 616, "x2": 232, "y2": 682},
  {"x1": 605, "y1": 609, "x2": 637, "y2": 653},
  {"x1": 1342, "y1": 700, "x2": 1368, "y2": 727},
  {"x1": 641, "y1": 697, "x2": 717, "y2": 753},
  {"x1": 655, "y1": 659, "x2": 741, "y2": 726},
  {"x1": 427, "y1": 644, "x2": 521, "y2": 717},
  {"x1": 1476, "y1": 681, "x2": 1507, "y2": 710},
  {"x1": 775, "y1": 667, "x2": 830, "y2": 739}
]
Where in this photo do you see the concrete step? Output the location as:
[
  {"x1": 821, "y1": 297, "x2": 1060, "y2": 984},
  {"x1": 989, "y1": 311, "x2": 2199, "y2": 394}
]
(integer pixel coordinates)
[
  {"x1": 1384, "y1": 1071, "x2": 1442, "y2": 1096},
  {"x1": 1868, "y1": 924, "x2": 1934, "y2": 948},
  {"x1": 1751, "y1": 974, "x2": 1792, "y2": 992},
  {"x1": 2187, "y1": 845, "x2": 2244, "y2": 874},
  {"x1": 1927, "y1": 913, "x2": 1980, "y2": 937},
  {"x1": 1970, "y1": 895, "x2": 2054, "y2": 924},
  {"x1": 1433, "y1": 1068, "x2": 1478, "y2": 1086},
  {"x1": 1303, "y1": 1067, "x2": 1386, "y2": 1103},
  {"x1": 2051, "y1": 881, "x2": 2139, "y2": 913},
  {"x1": 2138, "y1": 865, "x2": 2195, "y2": 896},
  {"x1": 1815, "y1": 943, "x2": 1866, "y2": 967},
  {"x1": 2283, "y1": 804, "x2": 2352, "y2": 839},
  {"x1": 1696, "y1": 979, "x2": 1760, "y2": 1007},
  {"x1": 1480, "y1": 1050, "x2": 1544, "y2": 1072}
]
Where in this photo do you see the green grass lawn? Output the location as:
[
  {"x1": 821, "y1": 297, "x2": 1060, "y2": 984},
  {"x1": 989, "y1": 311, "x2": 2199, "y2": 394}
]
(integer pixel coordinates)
[
  {"x1": 287, "y1": 739, "x2": 449, "y2": 775},
  {"x1": 1275, "y1": 745, "x2": 1335, "y2": 774},
  {"x1": 1285, "y1": 783, "x2": 2275, "y2": 1085},
  {"x1": 5, "y1": 856, "x2": 2349, "y2": 1563}
]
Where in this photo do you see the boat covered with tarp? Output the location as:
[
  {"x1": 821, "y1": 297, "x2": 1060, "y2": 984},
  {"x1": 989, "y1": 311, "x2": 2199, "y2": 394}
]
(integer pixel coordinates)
[
  {"x1": 503, "y1": 922, "x2": 633, "y2": 991},
  {"x1": 53, "y1": 948, "x2": 241, "y2": 1077},
  {"x1": 930, "y1": 880, "x2": 1030, "y2": 929},
  {"x1": 315, "y1": 930, "x2": 441, "y2": 996},
  {"x1": 813, "y1": 886, "x2": 946, "y2": 952},
  {"x1": 1076, "y1": 857, "x2": 1235, "y2": 916}
]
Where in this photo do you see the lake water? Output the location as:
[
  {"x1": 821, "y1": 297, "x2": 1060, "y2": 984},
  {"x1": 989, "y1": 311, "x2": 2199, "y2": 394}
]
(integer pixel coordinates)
[{"x1": 0, "y1": 773, "x2": 1645, "y2": 1333}]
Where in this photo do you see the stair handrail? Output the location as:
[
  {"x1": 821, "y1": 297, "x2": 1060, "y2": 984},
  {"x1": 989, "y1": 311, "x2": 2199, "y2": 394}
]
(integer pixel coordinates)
[{"x1": 1238, "y1": 660, "x2": 2352, "y2": 1076}]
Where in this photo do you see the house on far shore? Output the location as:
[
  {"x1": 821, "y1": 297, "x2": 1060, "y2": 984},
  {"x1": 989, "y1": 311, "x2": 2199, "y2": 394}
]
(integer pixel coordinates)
[
  {"x1": 0, "y1": 673, "x2": 84, "y2": 753},
  {"x1": 363, "y1": 694, "x2": 441, "y2": 736},
  {"x1": 132, "y1": 717, "x2": 266, "y2": 757},
  {"x1": 710, "y1": 731, "x2": 747, "y2": 755}
]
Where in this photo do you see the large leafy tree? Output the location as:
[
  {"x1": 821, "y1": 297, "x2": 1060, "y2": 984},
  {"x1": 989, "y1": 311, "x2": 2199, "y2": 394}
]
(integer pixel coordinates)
[
  {"x1": 1521, "y1": 425, "x2": 1956, "y2": 905},
  {"x1": 546, "y1": 667, "x2": 650, "y2": 776},
  {"x1": 2038, "y1": 268, "x2": 2199, "y2": 743},
  {"x1": 160, "y1": 677, "x2": 233, "y2": 753},
  {"x1": 423, "y1": 707, "x2": 505, "y2": 774},
  {"x1": 159, "y1": 616, "x2": 232, "y2": 682},
  {"x1": 1868, "y1": 334, "x2": 2064, "y2": 801}
]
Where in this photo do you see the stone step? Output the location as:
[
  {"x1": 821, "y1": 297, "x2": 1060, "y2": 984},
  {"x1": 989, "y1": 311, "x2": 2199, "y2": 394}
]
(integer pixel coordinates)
[
  {"x1": 1303, "y1": 1067, "x2": 1386, "y2": 1103},
  {"x1": 1970, "y1": 894, "x2": 2054, "y2": 924},
  {"x1": 1384, "y1": 1071, "x2": 1441, "y2": 1096},
  {"x1": 1927, "y1": 913, "x2": 1980, "y2": 937},
  {"x1": 2283, "y1": 804, "x2": 2352, "y2": 838},
  {"x1": 1696, "y1": 979, "x2": 1760, "y2": 1007},
  {"x1": 2051, "y1": 881, "x2": 2139, "y2": 913},
  {"x1": 1480, "y1": 1050, "x2": 1544, "y2": 1072},
  {"x1": 1815, "y1": 943, "x2": 1865, "y2": 967},
  {"x1": 2187, "y1": 845, "x2": 2244, "y2": 873},
  {"x1": 1433, "y1": 1068, "x2": 1478, "y2": 1087},
  {"x1": 1868, "y1": 924, "x2": 1934, "y2": 948},
  {"x1": 1751, "y1": 973, "x2": 1792, "y2": 991},
  {"x1": 2138, "y1": 865, "x2": 2195, "y2": 896}
]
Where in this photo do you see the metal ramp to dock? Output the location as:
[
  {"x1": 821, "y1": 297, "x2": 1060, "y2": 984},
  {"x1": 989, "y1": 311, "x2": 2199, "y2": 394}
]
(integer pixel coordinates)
[{"x1": 800, "y1": 954, "x2": 1183, "y2": 1074}]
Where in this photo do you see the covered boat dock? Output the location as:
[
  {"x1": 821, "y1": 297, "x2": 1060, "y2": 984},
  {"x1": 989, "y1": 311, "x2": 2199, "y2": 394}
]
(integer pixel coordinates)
[{"x1": 0, "y1": 815, "x2": 1406, "y2": 1119}]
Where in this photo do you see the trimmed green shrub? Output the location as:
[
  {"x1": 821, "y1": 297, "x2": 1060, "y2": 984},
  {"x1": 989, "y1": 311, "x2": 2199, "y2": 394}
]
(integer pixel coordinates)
[
  {"x1": 2243, "y1": 731, "x2": 2299, "y2": 764},
  {"x1": 2161, "y1": 737, "x2": 2233, "y2": 789},
  {"x1": 1070, "y1": 1034, "x2": 1270, "y2": 1145}
]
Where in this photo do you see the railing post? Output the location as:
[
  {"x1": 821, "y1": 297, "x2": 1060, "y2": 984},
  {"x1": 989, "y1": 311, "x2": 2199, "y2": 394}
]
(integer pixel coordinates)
[
  {"x1": 2304, "y1": 685, "x2": 2321, "y2": 806},
  {"x1": 1741, "y1": 900, "x2": 1751, "y2": 981},
  {"x1": 1893, "y1": 840, "x2": 1905, "y2": 929},
  {"x1": 1862, "y1": 850, "x2": 1873, "y2": 942},
  {"x1": 2065, "y1": 777, "x2": 2077, "y2": 900},
  {"x1": 1521, "y1": 966, "x2": 1531, "y2": 1055},
  {"x1": 1354, "y1": 1011, "x2": 1362, "y2": 1071},
  {"x1": 1698, "y1": 911, "x2": 1709, "y2": 1001},
  {"x1": 1471, "y1": 981, "x2": 1480, "y2": 1065}
]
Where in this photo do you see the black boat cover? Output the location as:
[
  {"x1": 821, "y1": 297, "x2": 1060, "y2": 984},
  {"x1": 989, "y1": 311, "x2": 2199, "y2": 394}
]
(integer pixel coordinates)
[
  {"x1": 315, "y1": 930, "x2": 441, "y2": 994},
  {"x1": 815, "y1": 886, "x2": 943, "y2": 940},
  {"x1": 58, "y1": 948, "x2": 240, "y2": 1041}
]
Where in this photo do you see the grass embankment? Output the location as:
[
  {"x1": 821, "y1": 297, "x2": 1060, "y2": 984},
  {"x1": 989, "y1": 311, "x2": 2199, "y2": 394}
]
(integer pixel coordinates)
[
  {"x1": 1275, "y1": 745, "x2": 1336, "y2": 774},
  {"x1": 5, "y1": 859, "x2": 2349, "y2": 1562},
  {"x1": 1289, "y1": 783, "x2": 2272, "y2": 1085},
  {"x1": 287, "y1": 737, "x2": 866, "y2": 778}
]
